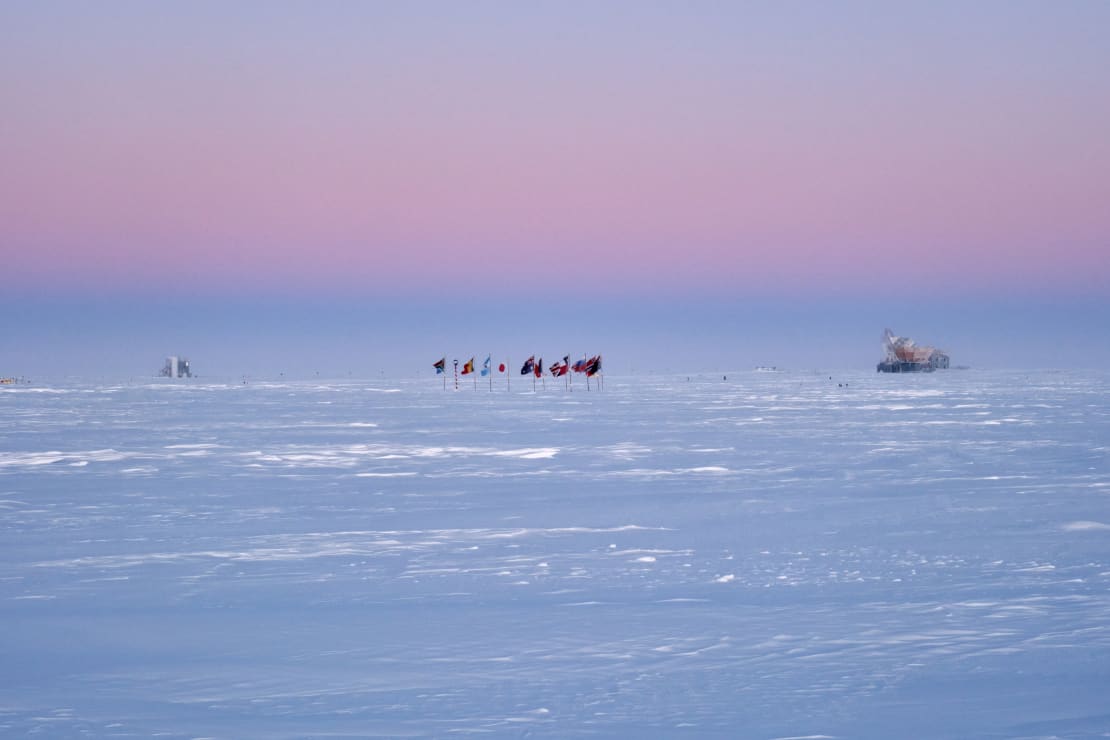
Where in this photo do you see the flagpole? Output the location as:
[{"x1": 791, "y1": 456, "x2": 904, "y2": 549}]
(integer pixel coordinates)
[
  {"x1": 488, "y1": 353, "x2": 492, "y2": 392},
  {"x1": 453, "y1": 359, "x2": 458, "y2": 391}
]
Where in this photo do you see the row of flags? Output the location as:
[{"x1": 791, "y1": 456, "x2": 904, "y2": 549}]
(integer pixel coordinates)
[{"x1": 434, "y1": 355, "x2": 602, "y2": 378}]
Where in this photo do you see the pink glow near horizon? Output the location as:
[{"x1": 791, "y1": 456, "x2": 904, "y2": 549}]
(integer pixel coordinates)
[{"x1": 2, "y1": 4, "x2": 1108, "y2": 299}]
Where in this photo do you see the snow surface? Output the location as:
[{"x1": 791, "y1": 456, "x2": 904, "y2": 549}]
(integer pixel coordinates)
[{"x1": 1, "y1": 370, "x2": 1108, "y2": 738}]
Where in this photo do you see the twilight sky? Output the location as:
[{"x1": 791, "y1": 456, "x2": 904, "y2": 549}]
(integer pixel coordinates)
[{"x1": 2, "y1": 2, "x2": 1108, "y2": 377}]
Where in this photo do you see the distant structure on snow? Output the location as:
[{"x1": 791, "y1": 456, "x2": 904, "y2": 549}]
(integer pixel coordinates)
[
  {"x1": 877, "y1": 329, "x2": 949, "y2": 373},
  {"x1": 161, "y1": 356, "x2": 192, "y2": 378}
]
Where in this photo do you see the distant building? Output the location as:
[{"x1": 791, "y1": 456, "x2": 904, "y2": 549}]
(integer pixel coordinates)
[
  {"x1": 161, "y1": 356, "x2": 192, "y2": 378},
  {"x1": 877, "y1": 329, "x2": 949, "y2": 373}
]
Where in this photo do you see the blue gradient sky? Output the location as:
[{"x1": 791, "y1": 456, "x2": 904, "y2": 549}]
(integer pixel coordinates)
[
  {"x1": 5, "y1": 294, "x2": 1107, "y2": 378},
  {"x1": 2, "y1": 2, "x2": 1108, "y2": 377}
]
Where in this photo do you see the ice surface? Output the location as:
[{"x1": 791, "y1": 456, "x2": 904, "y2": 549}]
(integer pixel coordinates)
[{"x1": 1, "y1": 370, "x2": 1109, "y2": 738}]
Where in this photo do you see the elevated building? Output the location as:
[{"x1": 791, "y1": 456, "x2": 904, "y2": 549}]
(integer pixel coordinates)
[
  {"x1": 161, "y1": 356, "x2": 192, "y2": 378},
  {"x1": 877, "y1": 329, "x2": 949, "y2": 373}
]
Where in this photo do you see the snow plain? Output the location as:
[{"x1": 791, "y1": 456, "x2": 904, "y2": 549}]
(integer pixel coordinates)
[{"x1": 2, "y1": 369, "x2": 1109, "y2": 739}]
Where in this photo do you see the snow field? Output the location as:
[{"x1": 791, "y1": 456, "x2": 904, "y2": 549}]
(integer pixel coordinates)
[{"x1": 1, "y1": 370, "x2": 1108, "y2": 738}]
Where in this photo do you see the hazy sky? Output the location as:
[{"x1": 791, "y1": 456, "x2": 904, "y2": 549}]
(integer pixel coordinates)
[{"x1": 2, "y1": 2, "x2": 1108, "y2": 377}]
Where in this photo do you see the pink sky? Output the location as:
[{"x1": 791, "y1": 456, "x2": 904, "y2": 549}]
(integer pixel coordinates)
[{"x1": 2, "y1": 3, "x2": 1108, "y2": 300}]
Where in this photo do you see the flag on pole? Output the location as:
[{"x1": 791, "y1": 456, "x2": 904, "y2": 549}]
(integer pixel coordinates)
[
  {"x1": 585, "y1": 355, "x2": 602, "y2": 376},
  {"x1": 498, "y1": 362, "x2": 506, "y2": 373},
  {"x1": 520, "y1": 356, "x2": 535, "y2": 375},
  {"x1": 433, "y1": 357, "x2": 446, "y2": 374},
  {"x1": 572, "y1": 357, "x2": 589, "y2": 373},
  {"x1": 551, "y1": 358, "x2": 569, "y2": 377},
  {"x1": 461, "y1": 358, "x2": 475, "y2": 375},
  {"x1": 481, "y1": 355, "x2": 491, "y2": 377},
  {"x1": 534, "y1": 358, "x2": 543, "y2": 378}
]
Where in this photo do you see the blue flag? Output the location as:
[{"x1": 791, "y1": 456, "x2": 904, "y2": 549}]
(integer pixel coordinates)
[{"x1": 480, "y1": 355, "x2": 491, "y2": 377}]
